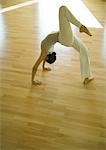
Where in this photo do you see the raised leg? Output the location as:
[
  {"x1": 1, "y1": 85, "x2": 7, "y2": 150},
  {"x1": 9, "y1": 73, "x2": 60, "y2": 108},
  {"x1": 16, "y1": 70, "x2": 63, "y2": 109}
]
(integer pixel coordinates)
[
  {"x1": 58, "y1": 6, "x2": 92, "y2": 46},
  {"x1": 58, "y1": 6, "x2": 81, "y2": 46}
]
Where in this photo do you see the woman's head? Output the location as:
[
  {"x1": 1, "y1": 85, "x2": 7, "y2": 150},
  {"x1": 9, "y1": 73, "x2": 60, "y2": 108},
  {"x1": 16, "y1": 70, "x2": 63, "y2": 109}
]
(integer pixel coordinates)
[{"x1": 46, "y1": 52, "x2": 56, "y2": 64}]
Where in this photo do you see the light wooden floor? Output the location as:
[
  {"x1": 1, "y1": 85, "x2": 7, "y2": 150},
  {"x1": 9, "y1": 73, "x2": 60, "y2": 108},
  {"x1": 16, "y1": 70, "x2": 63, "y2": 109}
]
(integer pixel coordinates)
[{"x1": 0, "y1": 0, "x2": 106, "y2": 150}]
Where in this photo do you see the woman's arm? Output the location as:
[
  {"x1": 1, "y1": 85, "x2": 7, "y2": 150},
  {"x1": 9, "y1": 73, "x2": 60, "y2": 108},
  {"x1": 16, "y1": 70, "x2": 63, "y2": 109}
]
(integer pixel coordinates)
[
  {"x1": 32, "y1": 50, "x2": 47, "y2": 85},
  {"x1": 42, "y1": 59, "x2": 46, "y2": 70},
  {"x1": 42, "y1": 59, "x2": 51, "y2": 71}
]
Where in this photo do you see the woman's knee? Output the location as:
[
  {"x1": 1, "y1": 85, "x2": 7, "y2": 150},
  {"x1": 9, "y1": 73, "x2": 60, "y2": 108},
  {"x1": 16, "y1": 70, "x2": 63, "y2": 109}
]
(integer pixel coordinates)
[{"x1": 59, "y1": 5, "x2": 67, "y2": 12}]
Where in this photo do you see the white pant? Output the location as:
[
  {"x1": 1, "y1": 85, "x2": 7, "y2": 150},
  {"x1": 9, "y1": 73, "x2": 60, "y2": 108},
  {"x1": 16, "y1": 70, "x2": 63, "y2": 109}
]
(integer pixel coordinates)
[{"x1": 58, "y1": 6, "x2": 92, "y2": 79}]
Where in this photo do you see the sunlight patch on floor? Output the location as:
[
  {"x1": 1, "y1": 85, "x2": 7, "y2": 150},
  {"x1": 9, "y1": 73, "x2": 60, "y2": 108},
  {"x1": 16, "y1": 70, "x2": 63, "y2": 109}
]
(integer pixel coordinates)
[{"x1": 0, "y1": 0, "x2": 38, "y2": 13}]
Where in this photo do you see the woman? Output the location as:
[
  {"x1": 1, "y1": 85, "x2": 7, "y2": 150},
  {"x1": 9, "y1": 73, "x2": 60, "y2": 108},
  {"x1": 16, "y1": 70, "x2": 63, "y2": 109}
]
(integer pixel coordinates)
[{"x1": 32, "y1": 6, "x2": 94, "y2": 85}]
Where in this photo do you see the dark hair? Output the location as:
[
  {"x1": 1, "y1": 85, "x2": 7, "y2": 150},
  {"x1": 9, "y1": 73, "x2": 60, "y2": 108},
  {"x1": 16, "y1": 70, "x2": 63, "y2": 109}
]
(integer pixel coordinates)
[{"x1": 46, "y1": 52, "x2": 56, "y2": 64}]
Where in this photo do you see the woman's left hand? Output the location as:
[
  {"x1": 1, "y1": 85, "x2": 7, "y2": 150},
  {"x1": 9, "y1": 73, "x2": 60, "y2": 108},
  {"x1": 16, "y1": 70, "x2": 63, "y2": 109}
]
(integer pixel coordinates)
[{"x1": 43, "y1": 67, "x2": 51, "y2": 71}]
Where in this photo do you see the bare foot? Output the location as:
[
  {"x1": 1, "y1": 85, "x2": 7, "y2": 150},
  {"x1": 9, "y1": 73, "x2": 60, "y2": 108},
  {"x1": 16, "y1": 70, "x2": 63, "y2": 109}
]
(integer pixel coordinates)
[
  {"x1": 83, "y1": 77, "x2": 94, "y2": 84},
  {"x1": 43, "y1": 67, "x2": 51, "y2": 71},
  {"x1": 32, "y1": 80, "x2": 42, "y2": 85},
  {"x1": 80, "y1": 25, "x2": 92, "y2": 36}
]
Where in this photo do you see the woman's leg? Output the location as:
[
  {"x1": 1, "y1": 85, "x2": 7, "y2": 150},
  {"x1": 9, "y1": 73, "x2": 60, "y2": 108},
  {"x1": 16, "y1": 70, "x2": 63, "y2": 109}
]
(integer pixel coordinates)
[
  {"x1": 58, "y1": 6, "x2": 92, "y2": 46},
  {"x1": 72, "y1": 36, "x2": 93, "y2": 83},
  {"x1": 59, "y1": 6, "x2": 81, "y2": 28},
  {"x1": 58, "y1": 6, "x2": 93, "y2": 83},
  {"x1": 58, "y1": 6, "x2": 81, "y2": 46}
]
